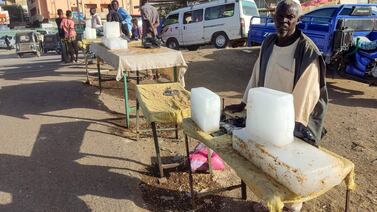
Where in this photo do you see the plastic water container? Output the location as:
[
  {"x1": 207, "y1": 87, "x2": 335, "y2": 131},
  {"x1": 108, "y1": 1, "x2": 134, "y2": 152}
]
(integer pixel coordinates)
[
  {"x1": 84, "y1": 28, "x2": 96, "y2": 39},
  {"x1": 232, "y1": 129, "x2": 345, "y2": 196},
  {"x1": 246, "y1": 87, "x2": 294, "y2": 147},
  {"x1": 103, "y1": 22, "x2": 120, "y2": 38},
  {"x1": 102, "y1": 37, "x2": 128, "y2": 50},
  {"x1": 191, "y1": 87, "x2": 221, "y2": 133}
]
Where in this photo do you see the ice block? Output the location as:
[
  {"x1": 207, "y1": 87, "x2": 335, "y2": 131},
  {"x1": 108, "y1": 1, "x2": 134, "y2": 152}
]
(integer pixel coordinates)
[
  {"x1": 191, "y1": 87, "x2": 221, "y2": 133},
  {"x1": 232, "y1": 129, "x2": 345, "y2": 196}
]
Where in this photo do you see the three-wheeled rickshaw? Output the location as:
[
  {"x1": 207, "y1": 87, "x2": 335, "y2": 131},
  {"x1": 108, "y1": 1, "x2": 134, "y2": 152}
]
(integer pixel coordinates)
[{"x1": 15, "y1": 31, "x2": 42, "y2": 58}]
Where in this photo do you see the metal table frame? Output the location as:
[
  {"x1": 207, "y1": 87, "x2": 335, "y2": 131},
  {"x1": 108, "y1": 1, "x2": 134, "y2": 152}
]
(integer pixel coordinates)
[
  {"x1": 135, "y1": 80, "x2": 186, "y2": 179},
  {"x1": 95, "y1": 57, "x2": 178, "y2": 128},
  {"x1": 184, "y1": 134, "x2": 247, "y2": 209}
]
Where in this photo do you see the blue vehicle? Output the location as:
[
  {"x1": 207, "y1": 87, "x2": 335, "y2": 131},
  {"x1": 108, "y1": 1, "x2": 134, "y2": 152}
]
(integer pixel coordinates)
[{"x1": 248, "y1": 4, "x2": 377, "y2": 84}]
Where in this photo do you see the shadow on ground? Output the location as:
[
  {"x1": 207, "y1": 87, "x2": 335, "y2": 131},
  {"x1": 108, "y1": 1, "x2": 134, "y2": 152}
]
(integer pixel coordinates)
[
  {"x1": 0, "y1": 121, "x2": 144, "y2": 211},
  {"x1": 327, "y1": 81, "x2": 377, "y2": 109}
]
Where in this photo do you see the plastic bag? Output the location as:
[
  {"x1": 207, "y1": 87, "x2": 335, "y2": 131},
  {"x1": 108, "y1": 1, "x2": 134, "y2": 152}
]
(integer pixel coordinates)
[{"x1": 189, "y1": 143, "x2": 225, "y2": 172}]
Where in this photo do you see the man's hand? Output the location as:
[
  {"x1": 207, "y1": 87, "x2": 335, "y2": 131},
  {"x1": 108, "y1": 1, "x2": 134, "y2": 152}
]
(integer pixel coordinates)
[
  {"x1": 224, "y1": 102, "x2": 246, "y2": 113},
  {"x1": 294, "y1": 122, "x2": 317, "y2": 147}
]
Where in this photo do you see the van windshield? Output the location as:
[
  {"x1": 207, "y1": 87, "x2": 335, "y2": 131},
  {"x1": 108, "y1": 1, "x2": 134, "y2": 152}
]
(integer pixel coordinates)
[
  {"x1": 242, "y1": 1, "x2": 259, "y2": 16},
  {"x1": 165, "y1": 14, "x2": 179, "y2": 26}
]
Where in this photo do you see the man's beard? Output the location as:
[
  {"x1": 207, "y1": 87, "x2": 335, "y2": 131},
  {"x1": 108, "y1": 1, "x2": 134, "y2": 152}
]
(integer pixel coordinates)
[{"x1": 277, "y1": 30, "x2": 288, "y2": 38}]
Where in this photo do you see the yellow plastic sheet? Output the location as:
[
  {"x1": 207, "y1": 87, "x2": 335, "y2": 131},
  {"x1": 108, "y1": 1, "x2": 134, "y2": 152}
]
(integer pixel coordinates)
[
  {"x1": 80, "y1": 38, "x2": 102, "y2": 50},
  {"x1": 182, "y1": 118, "x2": 355, "y2": 212},
  {"x1": 136, "y1": 83, "x2": 191, "y2": 124}
]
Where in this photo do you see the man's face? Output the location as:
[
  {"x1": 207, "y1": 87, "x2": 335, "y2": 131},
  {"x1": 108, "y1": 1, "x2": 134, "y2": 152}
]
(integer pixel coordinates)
[
  {"x1": 274, "y1": 4, "x2": 299, "y2": 38},
  {"x1": 90, "y1": 9, "x2": 95, "y2": 15},
  {"x1": 111, "y1": 1, "x2": 119, "y2": 10}
]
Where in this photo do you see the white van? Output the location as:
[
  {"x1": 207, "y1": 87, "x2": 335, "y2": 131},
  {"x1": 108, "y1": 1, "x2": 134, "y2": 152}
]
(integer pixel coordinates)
[{"x1": 161, "y1": 0, "x2": 259, "y2": 50}]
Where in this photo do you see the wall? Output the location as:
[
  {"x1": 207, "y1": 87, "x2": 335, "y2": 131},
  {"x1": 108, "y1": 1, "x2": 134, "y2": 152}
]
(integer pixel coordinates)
[{"x1": 40, "y1": 0, "x2": 140, "y2": 20}]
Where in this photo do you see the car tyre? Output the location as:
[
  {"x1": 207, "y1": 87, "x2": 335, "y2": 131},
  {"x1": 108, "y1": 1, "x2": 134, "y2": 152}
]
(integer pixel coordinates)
[
  {"x1": 213, "y1": 32, "x2": 229, "y2": 49},
  {"x1": 166, "y1": 38, "x2": 179, "y2": 50}
]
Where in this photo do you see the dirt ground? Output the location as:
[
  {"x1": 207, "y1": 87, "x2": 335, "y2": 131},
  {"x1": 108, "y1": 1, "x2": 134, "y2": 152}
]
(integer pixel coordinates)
[{"x1": 87, "y1": 46, "x2": 376, "y2": 211}]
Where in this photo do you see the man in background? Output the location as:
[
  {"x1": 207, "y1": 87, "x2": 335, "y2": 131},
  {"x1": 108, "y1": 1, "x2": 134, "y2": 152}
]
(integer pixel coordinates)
[
  {"x1": 90, "y1": 8, "x2": 102, "y2": 29},
  {"x1": 60, "y1": 10, "x2": 78, "y2": 63},
  {"x1": 111, "y1": 0, "x2": 132, "y2": 39},
  {"x1": 56, "y1": 9, "x2": 68, "y2": 62},
  {"x1": 4, "y1": 35, "x2": 11, "y2": 50},
  {"x1": 140, "y1": 0, "x2": 161, "y2": 47}
]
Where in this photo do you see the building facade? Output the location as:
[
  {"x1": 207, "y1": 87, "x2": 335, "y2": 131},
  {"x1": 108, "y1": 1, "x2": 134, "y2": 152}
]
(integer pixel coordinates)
[{"x1": 27, "y1": 0, "x2": 140, "y2": 24}]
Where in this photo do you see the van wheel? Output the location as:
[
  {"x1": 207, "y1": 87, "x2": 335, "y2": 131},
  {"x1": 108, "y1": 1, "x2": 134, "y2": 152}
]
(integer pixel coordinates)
[
  {"x1": 166, "y1": 38, "x2": 179, "y2": 50},
  {"x1": 213, "y1": 32, "x2": 228, "y2": 48},
  {"x1": 17, "y1": 53, "x2": 23, "y2": 58},
  {"x1": 187, "y1": 45, "x2": 199, "y2": 51}
]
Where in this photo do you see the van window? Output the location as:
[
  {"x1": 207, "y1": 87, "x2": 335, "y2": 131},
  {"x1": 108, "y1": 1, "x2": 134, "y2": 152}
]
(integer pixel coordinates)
[
  {"x1": 165, "y1": 13, "x2": 179, "y2": 26},
  {"x1": 184, "y1": 9, "x2": 204, "y2": 24},
  {"x1": 241, "y1": 1, "x2": 258, "y2": 16},
  {"x1": 205, "y1": 3, "x2": 235, "y2": 20}
]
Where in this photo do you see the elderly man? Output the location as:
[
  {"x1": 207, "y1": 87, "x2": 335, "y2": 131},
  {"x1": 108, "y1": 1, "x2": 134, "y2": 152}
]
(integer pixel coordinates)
[
  {"x1": 227, "y1": 1, "x2": 328, "y2": 210},
  {"x1": 226, "y1": 0, "x2": 328, "y2": 147}
]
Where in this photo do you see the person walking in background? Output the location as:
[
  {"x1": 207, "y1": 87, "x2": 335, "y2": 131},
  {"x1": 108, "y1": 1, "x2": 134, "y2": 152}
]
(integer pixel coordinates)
[
  {"x1": 111, "y1": 0, "x2": 132, "y2": 39},
  {"x1": 60, "y1": 10, "x2": 78, "y2": 63},
  {"x1": 55, "y1": 9, "x2": 68, "y2": 62},
  {"x1": 4, "y1": 35, "x2": 11, "y2": 50},
  {"x1": 131, "y1": 18, "x2": 142, "y2": 41}
]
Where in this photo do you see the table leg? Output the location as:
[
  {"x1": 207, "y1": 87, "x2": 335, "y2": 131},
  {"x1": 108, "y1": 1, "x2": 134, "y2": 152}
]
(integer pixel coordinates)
[
  {"x1": 137, "y1": 70, "x2": 140, "y2": 84},
  {"x1": 85, "y1": 47, "x2": 89, "y2": 83},
  {"x1": 207, "y1": 147, "x2": 213, "y2": 176},
  {"x1": 175, "y1": 124, "x2": 179, "y2": 139},
  {"x1": 185, "y1": 134, "x2": 196, "y2": 209},
  {"x1": 123, "y1": 71, "x2": 130, "y2": 128},
  {"x1": 136, "y1": 70, "x2": 140, "y2": 140},
  {"x1": 241, "y1": 180, "x2": 247, "y2": 200},
  {"x1": 173, "y1": 66, "x2": 177, "y2": 82},
  {"x1": 345, "y1": 189, "x2": 351, "y2": 212},
  {"x1": 96, "y1": 57, "x2": 102, "y2": 93},
  {"x1": 152, "y1": 122, "x2": 164, "y2": 178},
  {"x1": 136, "y1": 100, "x2": 140, "y2": 141}
]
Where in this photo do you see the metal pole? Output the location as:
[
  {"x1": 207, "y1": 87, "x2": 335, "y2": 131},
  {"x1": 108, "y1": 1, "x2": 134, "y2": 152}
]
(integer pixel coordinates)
[
  {"x1": 345, "y1": 189, "x2": 350, "y2": 212},
  {"x1": 185, "y1": 134, "x2": 196, "y2": 209},
  {"x1": 66, "y1": 0, "x2": 70, "y2": 10}
]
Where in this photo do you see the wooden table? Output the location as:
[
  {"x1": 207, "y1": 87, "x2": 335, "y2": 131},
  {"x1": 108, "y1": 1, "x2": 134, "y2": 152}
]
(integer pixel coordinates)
[
  {"x1": 90, "y1": 43, "x2": 187, "y2": 128},
  {"x1": 182, "y1": 118, "x2": 355, "y2": 212}
]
